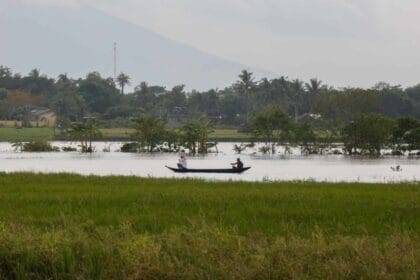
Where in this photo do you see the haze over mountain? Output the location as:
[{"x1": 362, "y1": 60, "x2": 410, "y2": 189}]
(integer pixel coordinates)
[
  {"x1": 2, "y1": 0, "x2": 420, "y2": 89},
  {"x1": 0, "y1": 0, "x2": 265, "y2": 90}
]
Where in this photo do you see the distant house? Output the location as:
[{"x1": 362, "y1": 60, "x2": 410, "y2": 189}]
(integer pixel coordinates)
[
  {"x1": 0, "y1": 108, "x2": 57, "y2": 128},
  {"x1": 29, "y1": 108, "x2": 57, "y2": 128}
]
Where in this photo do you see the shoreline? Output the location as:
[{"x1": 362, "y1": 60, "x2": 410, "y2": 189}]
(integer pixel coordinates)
[{"x1": 1, "y1": 171, "x2": 420, "y2": 184}]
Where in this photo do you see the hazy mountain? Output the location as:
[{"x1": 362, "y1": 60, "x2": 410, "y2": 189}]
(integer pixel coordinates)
[{"x1": 0, "y1": 1, "x2": 267, "y2": 90}]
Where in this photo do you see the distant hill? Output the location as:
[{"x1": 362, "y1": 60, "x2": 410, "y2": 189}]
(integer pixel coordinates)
[{"x1": 0, "y1": 1, "x2": 267, "y2": 90}]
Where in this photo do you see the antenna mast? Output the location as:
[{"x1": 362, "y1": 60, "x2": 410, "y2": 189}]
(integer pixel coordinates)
[{"x1": 113, "y1": 42, "x2": 117, "y2": 81}]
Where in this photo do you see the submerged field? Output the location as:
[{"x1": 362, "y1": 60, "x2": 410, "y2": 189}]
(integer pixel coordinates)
[{"x1": 0, "y1": 173, "x2": 418, "y2": 279}]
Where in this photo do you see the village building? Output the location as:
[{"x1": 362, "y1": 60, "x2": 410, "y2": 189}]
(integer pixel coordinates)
[
  {"x1": 29, "y1": 108, "x2": 57, "y2": 127},
  {"x1": 0, "y1": 108, "x2": 58, "y2": 128}
]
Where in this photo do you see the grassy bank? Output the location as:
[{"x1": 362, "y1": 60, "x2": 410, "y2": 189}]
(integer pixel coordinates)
[
  {"x1": 0, "y1": 127, "x2": 251, "y2": 142},
  {"x1": 101, "y1": 128, "x2": 252, "y2": 141},
  {"x1": 0, "y1": 127, "x2": 55, "y2": 142},
  {"x1": 0, "y1": 173, "x2": 418, "y2": 279}
]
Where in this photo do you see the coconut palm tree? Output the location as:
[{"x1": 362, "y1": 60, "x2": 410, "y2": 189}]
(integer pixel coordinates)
[
  {"x1": 67, "y1": 118, "x2": 102, "y2": 153},
  {"x1": 116, "y1": 72, "x2": 131, "y2": 94},
  {"x1": 289, "y1": 79, "x2": 305, "y2": 122},
  {"x1": 305, "y1": 78, "x2": 322, "y2": 95},
  {"x1": 305, "y1": 78, "x2": 323, "y2": 113},
  {"x1": 235, "y1": 70, "x2": 256, "y2": 119}
]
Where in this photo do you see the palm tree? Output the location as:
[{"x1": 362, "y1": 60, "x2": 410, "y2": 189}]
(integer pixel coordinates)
[
  {"x1": 29, "y1": 69, "x2": 40, "y2": 79},
  {"x1": 67, "y1": 118, "x2": 102, "y2": 153},
  {"x1": 305, "y1": 78, "x2": 323, "y2": 113},
  {"x1": 84, "y1": 118, "x2": 102, "y2": 152},
  {"x1": 237, "y1": 70, "x2": 254, "y2": 93},
  {"x1": 235, "y1": 70, "x2": 256, "y2": 119},
  {"x1": 289, "y1": 79, "x2": 305, "y2": 122},
  {"x1": 181, "y1": 117, "x2": 214, "y2": 154},
  {"x1": 196, "y1": 118, "x2": 214, "y2": 154},
  {"x1": 57, "y1": 73, "x2": 70, "y2": 83},
  {"x1": 305, "y1": 78, "x2": 322, "y2": 95},
  {"x1": 117, "y1": 72, "x2": 131, "y2": 94}
]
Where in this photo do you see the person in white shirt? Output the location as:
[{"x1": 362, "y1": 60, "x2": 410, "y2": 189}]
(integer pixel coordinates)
[{"x1": 177, "y1": 154, "x2": 188, "y2": 169}]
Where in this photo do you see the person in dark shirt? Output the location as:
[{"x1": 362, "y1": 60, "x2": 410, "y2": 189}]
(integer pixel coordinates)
[{"x1": 231, "y1": 158, "x2": 244, "y2": 169}]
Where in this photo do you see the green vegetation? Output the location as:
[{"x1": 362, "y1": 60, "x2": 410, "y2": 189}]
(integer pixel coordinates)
[
  {"x1": 0, "y1": 127, "x2": 251, "y2": 142},
  {"x1": 2, "y1": 66, "x2": 420, "y2": 131},
  {"x1": 0, "y1": 127, "x2": 54, "y2": 142},
  {"x1": 116, "y1": 72, "x2": 131, "y2": 95},
  {"x1": 132, "y1": 116, "x2": 171, "y2": 152},
  {"x1": 2, "y1": 66, "x2": 420, "y2": 156},
  {"x1": 209, "y1": 128, "x2": 251, "y2": 141},
  {"x1": 0, "y1": 173, "x2": 418, "y2": 278},
  {"x1": 117, "y1": 117, "x2": 217, "y2": 153},
  {"x1": 342, "y1": 114, "x2": 395, "y2": 155},
  {"x1": 180, "y1": 117, "x2": 214, "y2": 154},
  {"x1": 19, "y1": 141, "x2": 59, "y2": 152},
  {"x1": 99, "y1": 127, "x2": 134, "y2": 140},
  {"x1": 66, "y1": 119, "x2": 102, "y2": 153},
  {"x1": 251, "y1": 106, "x2": 291, "y2": 154}
]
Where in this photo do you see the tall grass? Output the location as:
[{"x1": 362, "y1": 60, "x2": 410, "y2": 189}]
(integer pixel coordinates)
[
  {"x1": 0, "y1": 173, "x2": 418, "y2": 279},
  {"x1": 0, "y1": 224, "x2": 417, "y2": 279}
]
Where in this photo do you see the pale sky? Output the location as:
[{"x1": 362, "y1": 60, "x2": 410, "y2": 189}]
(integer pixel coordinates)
[{"x1": 16, "y1": 0, "x2": 420, "y2": 87}]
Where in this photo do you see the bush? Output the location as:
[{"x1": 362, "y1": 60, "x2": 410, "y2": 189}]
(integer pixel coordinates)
[
  {"x1": 259, "y1": 145, "x2": 271, "y2": 154},
  {"x1": 62, "y1": 146, "x2": 78, "y2": 152},
  {"x1": 22, "y1": 141, "x2": 60, "y2": 152},
  {"x1": 120, "y1": 142, "x2": 141, "y2": 153},
  {"x1": 233, "y1": 143, "x2": 248, "y2": 154},
  {"x1": 404, "y1": 127, "x2": 420, "y2": 151}
]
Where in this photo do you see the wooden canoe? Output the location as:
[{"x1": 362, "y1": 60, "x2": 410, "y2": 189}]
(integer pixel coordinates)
[{"x1": 166, "y1": 166, "x2": 251, "y2": 174}]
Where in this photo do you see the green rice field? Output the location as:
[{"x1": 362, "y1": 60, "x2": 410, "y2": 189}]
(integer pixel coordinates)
[{"x1": 0, "y1": 173, "x2": 418, "y2": 279}]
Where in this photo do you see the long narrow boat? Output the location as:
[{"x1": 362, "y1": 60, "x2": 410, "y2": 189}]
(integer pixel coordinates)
[{"x1": 166, "y1": 166, "x2": 251, "y2": 174}]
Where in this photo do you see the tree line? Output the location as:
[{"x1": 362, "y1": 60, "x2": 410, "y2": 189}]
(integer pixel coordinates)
[
  {"x1": 1, "y1": 66, "x2": 420, "y2": 131},
  {"x1": 60, "y1": 111, "x2": 420, "y2": 156},
  {"x1": 250, "y1": 107, "x2": 420, "y2": 156}
]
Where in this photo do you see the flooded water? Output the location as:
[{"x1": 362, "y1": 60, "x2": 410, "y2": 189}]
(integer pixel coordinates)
[{"x1": 0, "y1": 142, "x2": 419, "y2": 183}]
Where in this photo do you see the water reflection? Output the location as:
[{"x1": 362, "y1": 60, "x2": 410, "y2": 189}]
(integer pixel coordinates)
[{"x1": 0, "y1": 142, "x2": 419, "y2": 183}]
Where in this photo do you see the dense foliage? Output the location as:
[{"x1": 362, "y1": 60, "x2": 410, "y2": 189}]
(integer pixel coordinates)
[
  {"x1": 342, "y1": 114, "x2": 395, "y2": 155},
  {"x1": 66, "y1": 118, "x2": 102, "y2": 153},
  {"x1": 2, "y1": 66, "x2": 420, "y2": 129}
]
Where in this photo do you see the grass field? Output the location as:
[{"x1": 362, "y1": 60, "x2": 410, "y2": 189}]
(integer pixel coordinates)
[
  {"x1": 0, "y1": 127, "x2": 251, "y2": 142},
  {"x1": 0, "y1": 173, "x2": 418, "y2": 279},
  {"x1": 0, "y1": 127, "x2": 55, "y2": 142}
]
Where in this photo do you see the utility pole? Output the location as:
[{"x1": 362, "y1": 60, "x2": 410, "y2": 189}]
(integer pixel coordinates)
[{"x1": 113, "y1": 42, "x2": 117, "y2": 81}]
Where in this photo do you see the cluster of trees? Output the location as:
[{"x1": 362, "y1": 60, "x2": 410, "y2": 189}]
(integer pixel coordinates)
[
  {"x1": 248, "y1": 107, "x2": 322, "y2": 155},
  {"x1": 342, "y1": 115, "x2": 420, "y2": 155},
  {"x1": 250, "y1": 106, "x2": 420, "y2": 156},
  {"x1": 2, "y1": 66, "x2": 420, "y2": 130},
  {"x1": 122, "y1": 116, "x2": 214, "y2": 154}
]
